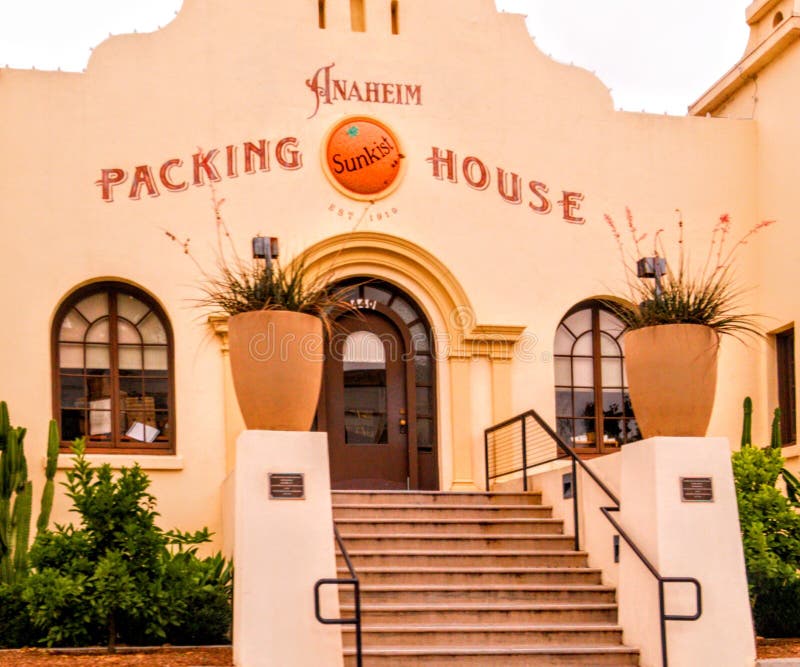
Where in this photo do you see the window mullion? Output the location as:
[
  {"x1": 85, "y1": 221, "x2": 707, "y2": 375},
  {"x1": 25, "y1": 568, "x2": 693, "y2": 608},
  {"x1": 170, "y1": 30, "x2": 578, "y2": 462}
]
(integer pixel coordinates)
[
  {"x1": 109, "y1": 290, "x2": 121, "y2": 449},
  {"x1": 592, "y1": 307, "x2": 603, "y2": 452}
]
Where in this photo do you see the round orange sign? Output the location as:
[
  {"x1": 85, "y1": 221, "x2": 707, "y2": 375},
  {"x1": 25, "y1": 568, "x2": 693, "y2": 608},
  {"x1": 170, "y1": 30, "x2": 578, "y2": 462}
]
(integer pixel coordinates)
[{"x1": 322, "y1": 116, "x2": 405, "y2": 201}]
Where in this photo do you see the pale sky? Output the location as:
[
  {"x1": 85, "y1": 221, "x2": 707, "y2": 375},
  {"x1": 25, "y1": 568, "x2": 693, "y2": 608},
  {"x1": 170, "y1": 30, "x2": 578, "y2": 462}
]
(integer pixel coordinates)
[{"x1": 0, "y1": 0, "x2": 751, "y2": 115}]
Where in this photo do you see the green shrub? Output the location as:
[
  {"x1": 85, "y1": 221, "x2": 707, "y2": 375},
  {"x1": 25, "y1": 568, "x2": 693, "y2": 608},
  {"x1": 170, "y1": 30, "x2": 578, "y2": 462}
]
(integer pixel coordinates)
[
  {"x1": 733, "y1": 443, "x2": 800, "y2": 636},
  {"x1": 20, "y1": 439, "x2": 231, "y2": 648},
  {"x1": 0, "y1": 583, "x2": 40, "y2": 648}
]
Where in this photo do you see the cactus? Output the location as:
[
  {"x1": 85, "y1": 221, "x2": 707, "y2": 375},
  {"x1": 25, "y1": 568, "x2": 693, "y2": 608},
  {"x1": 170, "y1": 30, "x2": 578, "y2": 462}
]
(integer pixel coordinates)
[
  {"x1": 771, "y1": 408, "x2": 782, "y2": 449},
  {"x1": 36, "y1": 420, "x2": 60, "y2": 534},
  {"x1": 741, "y1": 396, "x2": 753, "y2": 448},
  {"x1": 0, "y1": 401, "x2": 61, "y2": 584}
]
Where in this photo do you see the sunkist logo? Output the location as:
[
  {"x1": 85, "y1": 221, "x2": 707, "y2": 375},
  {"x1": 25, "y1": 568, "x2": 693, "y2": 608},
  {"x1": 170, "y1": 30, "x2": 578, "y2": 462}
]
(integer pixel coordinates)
[{"x1": 322, "y1": 117, "x2": 405, "y2": 201}]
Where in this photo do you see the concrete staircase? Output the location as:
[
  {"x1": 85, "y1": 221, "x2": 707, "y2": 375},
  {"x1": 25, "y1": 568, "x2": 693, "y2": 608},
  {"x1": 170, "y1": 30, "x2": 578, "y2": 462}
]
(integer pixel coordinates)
[{"x1": 332, "y1": 490, "x2": 639, "y2": 666}]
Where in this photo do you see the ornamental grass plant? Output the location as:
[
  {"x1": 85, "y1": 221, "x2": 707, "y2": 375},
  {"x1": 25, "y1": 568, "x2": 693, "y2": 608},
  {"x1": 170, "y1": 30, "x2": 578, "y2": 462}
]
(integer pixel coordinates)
[
  {"x1": 603, "y1": 208, "x2": 775, "y2": 341},
  {"x1": 165, "y1": 188, "x2": 356, "y2": 334}
]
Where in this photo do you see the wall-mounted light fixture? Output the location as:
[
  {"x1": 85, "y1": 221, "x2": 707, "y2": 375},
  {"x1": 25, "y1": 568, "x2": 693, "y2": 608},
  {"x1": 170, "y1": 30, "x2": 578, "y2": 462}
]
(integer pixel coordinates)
[
  {"x1": 252, "y1": 236, "x2": 280, "y2": 263},
  {"x1": 636, "y1": 256, "x2": 667, "y2": 296}
]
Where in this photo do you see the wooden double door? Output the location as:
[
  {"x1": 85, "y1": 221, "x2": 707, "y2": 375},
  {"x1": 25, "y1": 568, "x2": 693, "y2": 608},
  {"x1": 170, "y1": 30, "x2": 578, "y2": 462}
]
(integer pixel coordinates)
[{"x1": 318, "y1": 308, "x2": 416, "y2": 490}]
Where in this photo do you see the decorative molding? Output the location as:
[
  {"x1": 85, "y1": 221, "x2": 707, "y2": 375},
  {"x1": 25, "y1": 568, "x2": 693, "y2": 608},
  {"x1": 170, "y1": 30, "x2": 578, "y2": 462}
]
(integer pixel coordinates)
[
  {"x1": 55, "y1": 454, "x2": 184, "y2": 471},
  {"x1": 690, "y1": 17, "x2": 800, "y2": 116},
  {"x1": 209, "y1": 314, "x2": 230, "y2": 352}
]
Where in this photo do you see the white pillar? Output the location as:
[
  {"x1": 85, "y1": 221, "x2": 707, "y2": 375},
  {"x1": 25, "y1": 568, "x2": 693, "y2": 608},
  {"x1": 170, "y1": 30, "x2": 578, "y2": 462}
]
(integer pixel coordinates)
[
  {"x1": 617, "y1": 437, "x2": 755, "y2": 667},
  {"x1": 231, "y1": 431, "x2": 344, "y2": 667}
]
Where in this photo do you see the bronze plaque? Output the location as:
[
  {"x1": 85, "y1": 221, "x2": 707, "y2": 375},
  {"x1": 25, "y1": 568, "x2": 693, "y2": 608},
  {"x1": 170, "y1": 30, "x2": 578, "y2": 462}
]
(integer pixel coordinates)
[
  {"x1": 681, "y1": 477, "x2": 714, "y2": 503},
  {"x1": 269, "y1": 473, "x2": 305, "y2": 500}
]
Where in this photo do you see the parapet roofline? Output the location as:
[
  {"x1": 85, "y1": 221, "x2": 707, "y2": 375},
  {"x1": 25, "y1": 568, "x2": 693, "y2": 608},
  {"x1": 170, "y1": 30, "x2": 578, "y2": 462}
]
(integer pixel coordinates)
[
  {"x1": 746, "y1": 0, "x2": 785, "y2": 24},
  {"x1": 689, "y1": 15, "x2": 800, "y2": 116}
]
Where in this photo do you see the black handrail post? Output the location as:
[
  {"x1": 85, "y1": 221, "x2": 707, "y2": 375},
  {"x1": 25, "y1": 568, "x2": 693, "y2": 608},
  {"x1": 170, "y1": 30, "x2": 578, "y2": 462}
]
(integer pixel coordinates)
[
  {"x1": 659, "y1": 579, "x2": 668, "y2": 667},
  {"x1": 572, "y1": 456, "x2": 580, "y2": 551},
  {"x1": 354, "y1": 579, "x2": 363, "y2": 667},
  {"x1": 484, "y1": 431, "x2": 491, "y2": 492},
  {"x1": 521, "y1": 416, "x2": 528, "y2": 492}
]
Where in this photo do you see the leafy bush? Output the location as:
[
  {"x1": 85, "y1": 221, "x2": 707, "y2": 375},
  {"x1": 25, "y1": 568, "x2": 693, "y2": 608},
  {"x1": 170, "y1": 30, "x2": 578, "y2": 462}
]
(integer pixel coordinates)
[
  {"x1": 14, "y1": 439, "x2": 232, "y2": 649},
  {"x1": 0, "y1": 583, "x2": 39, "y2": 648},
  {"x1": 733, "y1": 443, "x2": 800, "y2": 636}
]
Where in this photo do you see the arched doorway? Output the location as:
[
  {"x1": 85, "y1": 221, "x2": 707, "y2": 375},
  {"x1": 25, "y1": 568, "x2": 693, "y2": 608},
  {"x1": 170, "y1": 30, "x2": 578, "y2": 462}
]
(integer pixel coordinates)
[{"x1": 317, "y1": 279, "x2": 439, "y2": 490}]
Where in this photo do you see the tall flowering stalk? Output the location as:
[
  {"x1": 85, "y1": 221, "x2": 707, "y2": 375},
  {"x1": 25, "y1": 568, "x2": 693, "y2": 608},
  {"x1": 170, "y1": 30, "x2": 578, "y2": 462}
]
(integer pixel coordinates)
[
  {"x1": 604, "y1": 208, "x2": 776, "y2": 341},
  {"x1": 164, "y1": 187, "x2": 356, "y2": 335}
]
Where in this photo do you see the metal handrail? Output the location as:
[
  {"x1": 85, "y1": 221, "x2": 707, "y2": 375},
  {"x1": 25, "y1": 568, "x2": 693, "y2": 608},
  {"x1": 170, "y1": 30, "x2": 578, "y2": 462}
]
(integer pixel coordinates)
[
  {"x1": 314, "y1": 522, "x2": 362, "y2": 667},
  {"x1": 484, "y1": 409, "x2": 702, "y2": 667}
]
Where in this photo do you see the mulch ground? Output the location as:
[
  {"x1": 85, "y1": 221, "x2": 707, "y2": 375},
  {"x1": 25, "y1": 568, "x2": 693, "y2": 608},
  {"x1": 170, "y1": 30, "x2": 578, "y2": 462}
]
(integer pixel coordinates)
[
  {"x1": 1, "y1": 640, "x2": 799, "y2": 664},
  {"x1": 758, "y1": 638, "x2": 800, "y2": 659},
  {"x1": 0, "y1": 647, "x2": 233, "y2": 666}
]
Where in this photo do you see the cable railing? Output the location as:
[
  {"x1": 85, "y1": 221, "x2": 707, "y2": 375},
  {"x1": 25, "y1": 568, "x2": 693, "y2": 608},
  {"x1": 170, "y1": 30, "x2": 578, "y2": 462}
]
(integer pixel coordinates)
[
  {"x1": 314, "y1": 522, "x2": 362, "y2": 667},
  {"x1": 484, "y1": 409, "x2": 701, "y2": 667}
]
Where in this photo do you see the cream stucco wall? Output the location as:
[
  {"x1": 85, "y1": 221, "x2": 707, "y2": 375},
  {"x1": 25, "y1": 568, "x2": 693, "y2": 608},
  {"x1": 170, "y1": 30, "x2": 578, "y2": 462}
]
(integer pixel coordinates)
[
  {"x1": 0, "y1": 0, "x2": 782, "y2": 543},
  {"x1": 692, "y1": 0, "x2": 800, "y2": 471}
]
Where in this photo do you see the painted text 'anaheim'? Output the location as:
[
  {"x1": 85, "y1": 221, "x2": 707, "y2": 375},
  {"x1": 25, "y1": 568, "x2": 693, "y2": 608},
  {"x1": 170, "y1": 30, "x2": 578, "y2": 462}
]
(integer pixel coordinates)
[{"x1": 306, "y1": 63, "x2": 422, "y2": 119}]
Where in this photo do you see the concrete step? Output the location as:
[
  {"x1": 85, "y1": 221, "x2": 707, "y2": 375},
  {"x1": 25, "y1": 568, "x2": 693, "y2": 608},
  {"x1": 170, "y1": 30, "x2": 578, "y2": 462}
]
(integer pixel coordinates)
[
  {"x1": 332, "y1": 503, "x2": 555, "y2": 519},
  {"x1": 332, "y1": 491, "x2": 543, "y2": 506},
  {"x1": 338, "y1": 550, "x2": 590, "y2": 569},
  {"x1": 338, "y1": 584, "x2": 616, "y2": 604},
  {"x1": 334, "y1": 517, "x2": 564, "y2": 535},
  {"x1": 342, "y1": 645, "x2": 640, "y2": 666},
  {"x1": 341, "y1": 623, "x2": 624, "y2": 647},
  {"x1": 337, "y1": 565, "x2": 604, "y2": 586},
  {"x1": 337, "y1": 534, "x2": 575, "y2": 551},
  {"x1": 340, "y1": 602, "x2": 619, "y2": 625}
]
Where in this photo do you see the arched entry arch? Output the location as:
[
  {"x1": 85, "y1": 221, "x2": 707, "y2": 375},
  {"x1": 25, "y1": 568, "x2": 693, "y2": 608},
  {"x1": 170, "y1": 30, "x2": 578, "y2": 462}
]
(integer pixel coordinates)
[
  {"x1": 318, "y1": 278, "x2": 439, "y2": 490},
  {"x1": 297, "y1": 231, "x2": 528, "y2": 491}
]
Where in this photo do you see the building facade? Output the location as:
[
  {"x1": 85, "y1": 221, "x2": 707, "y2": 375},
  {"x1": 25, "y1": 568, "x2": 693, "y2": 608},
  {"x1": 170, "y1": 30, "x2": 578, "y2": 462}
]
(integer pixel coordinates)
[{"x1": 0, "y1": 0, "x2": 796, "y2": 543}]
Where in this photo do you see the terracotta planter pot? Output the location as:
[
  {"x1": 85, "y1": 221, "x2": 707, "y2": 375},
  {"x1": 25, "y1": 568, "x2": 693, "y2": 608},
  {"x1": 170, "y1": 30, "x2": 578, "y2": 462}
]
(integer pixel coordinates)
[
  {"x1": 624, "y1": 324, "x2": 719, "y2": 438},
  {"x1": 227, "y1": 310, "x2": 324, "y2": 431}
]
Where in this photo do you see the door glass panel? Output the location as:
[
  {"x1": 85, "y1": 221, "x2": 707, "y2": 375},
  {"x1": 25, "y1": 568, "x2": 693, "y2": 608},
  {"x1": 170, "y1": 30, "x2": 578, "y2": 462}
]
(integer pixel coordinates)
[
  {"x1": 364, "y1": 285, "x2": 391, "y2": 305},
  {"x1": 414, "y1": 355, "x2": 433, "y2": 384},
  {"x1": 343, "y1": 331, "x2": 388, "y2": 445},
  {"x1": 408, "y1": 322, "x2": 430, "y2": 352},
  {"x1": 416, "y1": 387, "x2": 432, "y2": 416},
  {"x1": 390, "y1": 296, "x2": 419, "y2": 324}
]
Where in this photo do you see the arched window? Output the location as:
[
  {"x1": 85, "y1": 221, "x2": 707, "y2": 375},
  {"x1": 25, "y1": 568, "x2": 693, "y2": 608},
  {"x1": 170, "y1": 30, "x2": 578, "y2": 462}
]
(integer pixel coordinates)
[
  {"x1": 554, "y1": 300, "x2": 640, "y2": 454},
  {"x1": 52, "y1": 282, "x2": 174, "y2": 453}
]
